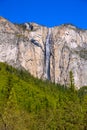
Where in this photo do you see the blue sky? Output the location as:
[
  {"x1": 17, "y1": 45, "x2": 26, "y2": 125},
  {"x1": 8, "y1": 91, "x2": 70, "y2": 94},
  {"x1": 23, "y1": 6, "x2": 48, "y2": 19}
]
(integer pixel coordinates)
[{"x1": 0, "y1": 0, "x2": 87, "y2": 29}]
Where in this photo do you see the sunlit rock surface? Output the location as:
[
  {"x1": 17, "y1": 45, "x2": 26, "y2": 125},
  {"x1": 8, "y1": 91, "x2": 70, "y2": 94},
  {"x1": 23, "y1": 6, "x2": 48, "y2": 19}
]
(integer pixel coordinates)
[{"x1": 0, "y1": 17, "x2": 87, "y2": 89}]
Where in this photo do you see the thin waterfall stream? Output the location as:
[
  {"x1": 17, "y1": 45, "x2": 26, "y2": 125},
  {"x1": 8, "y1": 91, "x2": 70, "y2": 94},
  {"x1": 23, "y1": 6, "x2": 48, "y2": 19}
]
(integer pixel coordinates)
[{"x1": 45, "y1": 28, "x2": 52, "y2": 80}]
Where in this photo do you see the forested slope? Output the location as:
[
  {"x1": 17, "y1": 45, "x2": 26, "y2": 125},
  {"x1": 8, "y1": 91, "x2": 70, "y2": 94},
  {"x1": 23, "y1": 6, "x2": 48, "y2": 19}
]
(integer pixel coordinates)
[{"x1": 0, "y1": 62, "x2": 87, "y2": 130}]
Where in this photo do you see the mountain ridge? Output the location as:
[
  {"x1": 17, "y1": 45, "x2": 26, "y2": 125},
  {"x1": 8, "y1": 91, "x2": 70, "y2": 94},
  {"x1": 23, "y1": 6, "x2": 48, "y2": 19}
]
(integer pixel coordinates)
[
  {"x1": 0, "y1": 16, "x2": 87, "y2": 88},
  {"x1": 1, "y1": 16, "x2": 87, "y2": 30}
]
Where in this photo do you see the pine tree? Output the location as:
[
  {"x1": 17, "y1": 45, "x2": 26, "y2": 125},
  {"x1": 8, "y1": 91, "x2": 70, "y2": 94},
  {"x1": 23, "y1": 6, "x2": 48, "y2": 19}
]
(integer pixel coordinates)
[{"x1": 69, "y1": 71, "x2": 75, "y2": 92}]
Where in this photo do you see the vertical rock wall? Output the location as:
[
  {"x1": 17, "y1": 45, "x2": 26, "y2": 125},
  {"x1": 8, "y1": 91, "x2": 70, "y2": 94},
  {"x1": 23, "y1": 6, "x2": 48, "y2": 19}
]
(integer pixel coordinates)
[{"x1": 0, "y1": 17, "x2": 87, "y2": 88}]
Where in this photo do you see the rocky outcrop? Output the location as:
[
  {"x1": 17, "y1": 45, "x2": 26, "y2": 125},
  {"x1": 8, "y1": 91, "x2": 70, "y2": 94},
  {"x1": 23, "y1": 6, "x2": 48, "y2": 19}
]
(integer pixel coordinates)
[
  {"x1": 0, "y1": 17, "x2": 48, "y2": 79},
  {"x1": 0, "y1": 17, "x2": 87, "y2": 89},
  {"x1": 51, "y1": 25, "x2": 87, "y2": 88}
]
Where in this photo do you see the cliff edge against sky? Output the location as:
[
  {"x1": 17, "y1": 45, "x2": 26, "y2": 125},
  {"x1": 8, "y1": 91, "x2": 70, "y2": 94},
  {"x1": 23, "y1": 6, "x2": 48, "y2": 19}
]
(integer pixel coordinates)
[{"x1": 0, "y1": 17, "x2": 87, "y2": 89}]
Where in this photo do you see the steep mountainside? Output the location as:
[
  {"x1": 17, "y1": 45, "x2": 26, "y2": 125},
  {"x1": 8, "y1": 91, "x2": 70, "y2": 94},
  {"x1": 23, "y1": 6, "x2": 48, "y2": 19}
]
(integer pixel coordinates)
[
  {"x1": 0, "y1": 17, "x2": 87, "y2": 88},
  {"x1": 0, "y1": 62, "x2": 87, "y2": 130}
]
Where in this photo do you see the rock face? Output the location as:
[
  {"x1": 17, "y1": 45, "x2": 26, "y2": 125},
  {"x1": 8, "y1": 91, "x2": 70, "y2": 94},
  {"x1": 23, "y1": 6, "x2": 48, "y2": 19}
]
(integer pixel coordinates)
[{"x1": 0, "y1": 17, "x2": 87, "y2": 89}]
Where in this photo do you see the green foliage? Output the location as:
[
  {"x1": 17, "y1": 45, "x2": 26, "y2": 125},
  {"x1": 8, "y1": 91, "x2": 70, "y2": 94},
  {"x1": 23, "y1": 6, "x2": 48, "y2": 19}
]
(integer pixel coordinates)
[
  {"x1": 0, "y1": 62, "x2": 87, "y2": 130},
  {"x1": 14, "y1": 23, "x2": 26, "y2": 31},
  {"x1": 69, "y1": 71, "x2": 75, "y2": 92}
]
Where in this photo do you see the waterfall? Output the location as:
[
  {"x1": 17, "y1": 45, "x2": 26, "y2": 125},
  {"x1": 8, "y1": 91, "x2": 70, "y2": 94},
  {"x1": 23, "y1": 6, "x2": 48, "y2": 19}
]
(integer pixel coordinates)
[{"x1": 45, "y1": 28, "x2": 51, "y2": 80}]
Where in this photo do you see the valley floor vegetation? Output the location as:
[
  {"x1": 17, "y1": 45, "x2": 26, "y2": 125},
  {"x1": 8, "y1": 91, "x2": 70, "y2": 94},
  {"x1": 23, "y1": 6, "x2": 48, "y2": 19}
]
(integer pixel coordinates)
[{"x1": 0, "y1": 62, "x2": 87, "y2": 130}]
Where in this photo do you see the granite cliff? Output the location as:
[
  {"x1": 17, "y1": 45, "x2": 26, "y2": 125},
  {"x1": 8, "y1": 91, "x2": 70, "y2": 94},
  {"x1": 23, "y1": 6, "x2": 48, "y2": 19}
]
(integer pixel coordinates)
[{"x1": 0, "y1": 17, "x2": 87, "y2": 89}]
